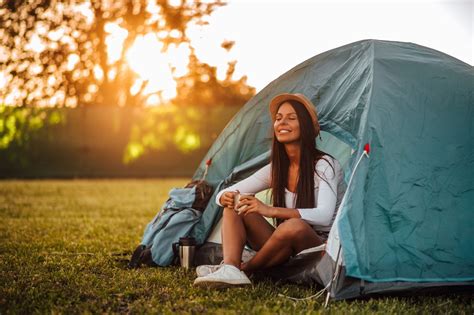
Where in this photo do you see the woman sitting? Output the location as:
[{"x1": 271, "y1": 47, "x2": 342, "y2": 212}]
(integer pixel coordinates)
[{"x1": 194, "y1": 93, "x2": 346, "y2": 288}]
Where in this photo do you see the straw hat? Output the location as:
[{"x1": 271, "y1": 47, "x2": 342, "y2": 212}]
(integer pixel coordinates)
[{"x1": 269, "y1": 93, "x2": 320, "y2": 135}]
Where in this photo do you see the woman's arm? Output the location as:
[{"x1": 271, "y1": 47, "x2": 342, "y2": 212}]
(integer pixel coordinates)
[
  {"x1": 235, "y1": 157, "x2": 342, "y2": 225},
  {"x1": 236, "y1": 197, "x2": 301, "y2": 219},
  {"x1": 233, "y1": 157, "x2": 343, "y2": 226},
  {"x1": 215, "y1": 164, "x2": 271, "y2": 207},
  {"x1": 266, "y1": 206, "x2": 301, "y2": 219}
]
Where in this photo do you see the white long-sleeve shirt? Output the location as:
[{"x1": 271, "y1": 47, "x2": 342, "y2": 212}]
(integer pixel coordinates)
[{"x1": 215, "y1": 155, "x2": 346, "y2": 232}]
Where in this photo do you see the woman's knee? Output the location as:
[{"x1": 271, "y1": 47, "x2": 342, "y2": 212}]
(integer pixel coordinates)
[
  {"x1": 223, "y1": 207, "x2": 262, "y2": 225},
  {"x1": 223, "y1": 206, "x2": 238, "y2": 217}
]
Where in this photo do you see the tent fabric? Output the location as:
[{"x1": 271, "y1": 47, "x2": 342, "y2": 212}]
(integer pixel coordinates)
[{"x1": 190, "y1": 40, "x2": 474, "y2": 288}]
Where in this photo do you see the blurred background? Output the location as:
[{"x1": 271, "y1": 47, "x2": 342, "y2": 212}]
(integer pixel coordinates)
[
  {"x1": 0, "y1": 0, "x2": 471, "y2": 178},
  {"x1": 0, "y1": 0, "x2": 255, "y2": 177}
]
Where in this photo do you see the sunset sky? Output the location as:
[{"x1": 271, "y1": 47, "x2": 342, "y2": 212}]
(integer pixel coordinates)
[
  {"x1": 3, "y1": 0, "x2": 472, "y2": 106},
  {"x1": 190, "y1": 0, "x2": 473, "y2": 92}
]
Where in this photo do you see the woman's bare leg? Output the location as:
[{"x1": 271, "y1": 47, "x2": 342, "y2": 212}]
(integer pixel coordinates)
[
  {"x1": 221, "y1": 207, "x2": 246, "y2": 267},
  {"x1": 242, "y1": 218, "x2": 323, "y2": 272},
  {"x1": 221, "y1": 207, "x2": 274, "y2": 267},
  {"x1": 241, "y1": 213, "x2": 274, "y2": 251}
]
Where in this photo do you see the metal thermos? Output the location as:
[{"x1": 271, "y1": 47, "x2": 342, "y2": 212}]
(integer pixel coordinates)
[{"x1": 175, "y1": 237, "x2": 196, "y2": 269}]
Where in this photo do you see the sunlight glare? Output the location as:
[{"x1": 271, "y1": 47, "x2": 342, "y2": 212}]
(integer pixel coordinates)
[
  {"x1": 216, "y1": 66, "x2": 227, "y2": 82},
  {"x1": 60, "y1": 35, "x2": 77, "y2": 51},
  {"x1": 26, "y1": 34, "x2": 46, "y2": 53},
  {"x1": 146, "y1": 94, "x2": 160, "y2": 106},
  {"x1": 126, "y1": 33, "x2": 187, "y2": 104},
  {"x1": 108, "y1": 69, "x2": 117, "y2": 81},
  {"x1": 65, "y1": 97, "x2": 78, "y2": 107},
  {"x1": 0, "y1": 72, "x2": 8, "y2": 89},
  {"x1": 47, "y1": 28, "x2": 65, "y2": 41},
  {"x1": 167, "y1": 43, "x2": 191, "y2": 77},
  {"x1": 47, "y1": 75, "x2": 56, "y2": 86},
  {"x1": 67, "y1": 54, "x2": 80, "y2": 71},
  {"x1": 93, "y1": 65, "x2": 104, "y2": 81},
  {"x1": 187, "y1": 21, "x2": 236, "y2": 81},
  {"x1": 105, "y1": 22, "x2": 129, "y2": 64},
  {"x1": 161, "y1": 86, "x2": 177, "y2": 100},
  {"x1": 169, "y1": 30, "x2": 181, "y2": 38},
  {"x1": 35, "y1": 22, "x2": 48, "y2": 36},
  {"x1": 127, "y1": 34, "x2": 164, "y2": 79},
  {"x1": 72, "y1": 2, "x2": 95, "y2": 25},
  {"x1": 130, "y1": 79, "x2": 144, "y2": 96},
  {"x1": 146, "y1": 0, "x2": 162, "y2": 14},
  {"x1": 49, "y1": 91, "x2": 65, "y2": 107},
  {"x1": 87, "y1": 84, "x2": 99, "y2": 93},
  {"x1": 4, "y1": 87, "x2": 20, "y2": 105},
  {"x1": 157, "y1": 30, "x2": 168, "y2": 39},
  {"x1": 168, "y1": 0, "x2": 182, "y2": 8}
]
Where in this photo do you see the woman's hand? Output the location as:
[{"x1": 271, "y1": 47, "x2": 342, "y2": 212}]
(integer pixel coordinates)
[
  {"x1": 219, "y1": 191, "x2": 237, "y2": 208},
  {"x1": 236, "y1": 196, "x2": 273, "y2": 218}
]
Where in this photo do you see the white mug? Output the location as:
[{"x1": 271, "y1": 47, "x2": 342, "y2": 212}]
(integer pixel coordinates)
[{"x1": 233, "y1": 191, "x2": 255, "y2": 213}]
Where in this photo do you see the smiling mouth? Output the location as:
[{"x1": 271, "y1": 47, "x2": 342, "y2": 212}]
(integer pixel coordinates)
[{"x1": 278, "y1": 129, "x2": 291, "y2": 134}]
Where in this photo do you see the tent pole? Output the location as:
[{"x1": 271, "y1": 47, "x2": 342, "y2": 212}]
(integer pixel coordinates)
[
  {"x1": 324, "y1": 244, "x2": 342, "y2": 308},
  {"x1": 325, "y1": 144, "x2": 370, "y2": 307}
]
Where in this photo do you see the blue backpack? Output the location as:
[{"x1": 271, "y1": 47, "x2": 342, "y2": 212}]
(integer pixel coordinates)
[{"x1": 129, "y1": 181, "x2": 213, "y2": 267}]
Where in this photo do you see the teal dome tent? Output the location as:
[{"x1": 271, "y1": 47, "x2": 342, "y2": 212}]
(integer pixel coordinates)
[{"x1": 189, "y1": 39, "x2": 474, "y2": 299}]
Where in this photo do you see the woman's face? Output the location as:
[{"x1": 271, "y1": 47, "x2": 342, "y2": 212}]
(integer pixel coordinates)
[{"x1": 273, "y1": 102, "x2": 301, "y2": 144}]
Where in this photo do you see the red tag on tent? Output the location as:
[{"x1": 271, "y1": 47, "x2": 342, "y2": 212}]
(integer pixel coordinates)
[
  {"x1": 206, "y1": 158, "x2": 212, "y2": 166},
  {"x1": 364, "y1": 143, "x2": 370, "y2": 154}
]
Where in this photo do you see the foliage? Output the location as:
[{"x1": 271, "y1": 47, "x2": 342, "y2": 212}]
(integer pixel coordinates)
[
  {"x1": 172, "y1": 50, "x2": 255, "y2": 108},
  {"x1": 123, "y1": 104, "x2": 239, "y2": 163},
  {"x1": 1, "y1": 180, "x2": 473, "y2": 314},
  {"x1": 0, "y1": 105, "x2": 65, "y2": 167},
  {"x1": 0, "y1": 106, "x2": 239, "y2": 176},
  {"x1": 0, "y1": 0, "x2": 254, "y2": 107}
]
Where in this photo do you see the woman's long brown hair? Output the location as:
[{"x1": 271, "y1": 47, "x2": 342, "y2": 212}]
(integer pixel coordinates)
[{"x1": 270, "y1": 100, "x2": 332, "y2": 210}]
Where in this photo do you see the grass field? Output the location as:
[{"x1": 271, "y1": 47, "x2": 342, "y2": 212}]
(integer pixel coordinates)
[{"x1": 1, "y1": 180, "x2": 472, "y2": 314}]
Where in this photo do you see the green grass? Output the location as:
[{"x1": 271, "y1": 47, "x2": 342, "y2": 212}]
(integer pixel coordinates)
[{"x1": 0, "y1": 180, "x2": 472, "y2": 314}]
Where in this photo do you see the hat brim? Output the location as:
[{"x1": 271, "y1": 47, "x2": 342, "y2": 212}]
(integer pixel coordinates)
[{"x1": 269, "y1": 93, "x2": 320, "y2": 134}]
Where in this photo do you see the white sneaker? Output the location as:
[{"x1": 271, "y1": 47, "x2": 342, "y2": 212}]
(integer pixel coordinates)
[
  {"x1": 196, "y1": 261, "x2": 224, "y2": 277},
  {"x1": 193, "y1": 264, "x2": 251, "y2": 288}
]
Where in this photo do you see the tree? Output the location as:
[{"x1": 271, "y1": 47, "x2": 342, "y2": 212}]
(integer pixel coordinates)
[
  {"x1": 172, "y1": 48, "x2": 255, "y2": 107},
  {"x1": 0, "y1": 0, "x2": 253, "y2": 108}
]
